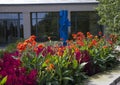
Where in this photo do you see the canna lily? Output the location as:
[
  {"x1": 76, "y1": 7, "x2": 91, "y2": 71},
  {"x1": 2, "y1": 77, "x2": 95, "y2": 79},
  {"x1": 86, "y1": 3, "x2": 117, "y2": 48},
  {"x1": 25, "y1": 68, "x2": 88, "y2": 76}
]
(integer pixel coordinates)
[
  {"x1": 102, "y1": 46, "x2": 108, "y2": 49},
  {"x1": 45, "y1": 59, "x2": 50, "y2": 64},
  {"x1": 46, "y1": 64, "x2": 55, "y2": 71},
  {"x1": 17, "y1": 42, "x2": 26, "y2": 52},
  {"x1": 87, "y1": 32, "x2": 93, "y2": 39},
  {"x1": 77, "y1": 41, "x2": 85, "y2": 46},
  {"x1": 98, "y1": 31, "x2": 102, "y2": 36},
  {"x1": 72, "y1": 34, "x2": 77, "y2": 39}
]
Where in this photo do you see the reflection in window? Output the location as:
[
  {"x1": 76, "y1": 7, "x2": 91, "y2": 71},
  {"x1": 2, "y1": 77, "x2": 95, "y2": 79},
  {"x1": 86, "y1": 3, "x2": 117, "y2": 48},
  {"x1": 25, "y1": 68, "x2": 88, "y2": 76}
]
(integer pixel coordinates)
[
  {"x1": 31, "y1": 12, "x2": 59, "y2": 42},
  {"x1": 32, "y1": 13, "x2": 36, "y2": 19},
  {"x1": 71, "y1": 12, "x2": 103, "y2": 36},
  {"x1": 37, "y1": 13, "x2": 48, "y2": 18},
  {"x1": 0, "y1": 13, "x2": 19, "y2": 19},
  {"x1": 0, "y1": 13, "x2": 23, "y2": 43}
]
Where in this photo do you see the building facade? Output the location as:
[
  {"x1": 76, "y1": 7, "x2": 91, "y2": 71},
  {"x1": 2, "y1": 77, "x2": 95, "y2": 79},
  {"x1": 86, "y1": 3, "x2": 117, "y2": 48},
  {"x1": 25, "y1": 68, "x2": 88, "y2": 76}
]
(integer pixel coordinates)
[{"x1": 0, "y1": 1, "x2": 103, "y2": 44}]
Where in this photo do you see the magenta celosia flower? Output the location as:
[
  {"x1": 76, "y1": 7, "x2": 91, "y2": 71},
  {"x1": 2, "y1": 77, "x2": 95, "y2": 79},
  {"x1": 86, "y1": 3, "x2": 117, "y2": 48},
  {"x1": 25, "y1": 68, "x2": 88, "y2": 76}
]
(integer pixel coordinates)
[
  {"x1": 36, "y1": 47, "x2": 44, "y2": 56},
  {"x1": 25, "y1": 69, "x2": 37, "y2": 85},
  {"x1": 0, "y1": 52, "x2": 37, "y2": 85},
  {"x1": 75, "y1": 50, "x2": 93, "y2": 76},
  {"x1": 80, "y1": 50, "x2": 90, "y2": 63},
  {"x1": 75, "y1": 50, "x2": 90, "y2": 63},
  {"x1": 75, "y1": 50, "x2": 81, "y2": 63},
  {"x1": 42, "y1": 46, "x2": 55, "y2": 56}
]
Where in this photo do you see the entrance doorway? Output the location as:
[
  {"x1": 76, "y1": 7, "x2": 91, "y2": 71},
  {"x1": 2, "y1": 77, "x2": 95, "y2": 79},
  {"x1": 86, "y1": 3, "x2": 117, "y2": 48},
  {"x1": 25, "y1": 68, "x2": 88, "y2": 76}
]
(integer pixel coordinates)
[{"x1": 0, "y1": 20, "x2": 20, "y2": 43}]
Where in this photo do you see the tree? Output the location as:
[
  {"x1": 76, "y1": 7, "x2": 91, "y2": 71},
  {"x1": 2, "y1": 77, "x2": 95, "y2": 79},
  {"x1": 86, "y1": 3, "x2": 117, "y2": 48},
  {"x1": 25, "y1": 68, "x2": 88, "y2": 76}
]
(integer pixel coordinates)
[{"x1": 96, "y1": 0, "x2": 120, "y2": 35}]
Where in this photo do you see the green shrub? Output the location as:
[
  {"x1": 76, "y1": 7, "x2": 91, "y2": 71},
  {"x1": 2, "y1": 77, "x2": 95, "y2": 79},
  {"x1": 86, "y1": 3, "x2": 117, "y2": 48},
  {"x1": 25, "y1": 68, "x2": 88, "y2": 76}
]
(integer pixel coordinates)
[{"x1": 5, "y1": 38, "x2": 24, "y2": 52}]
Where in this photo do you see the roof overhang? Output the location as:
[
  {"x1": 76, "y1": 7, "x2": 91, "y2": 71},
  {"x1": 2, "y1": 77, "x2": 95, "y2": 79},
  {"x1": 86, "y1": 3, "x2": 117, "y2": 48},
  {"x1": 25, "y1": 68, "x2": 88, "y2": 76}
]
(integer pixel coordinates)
[{"x1": 0, "y1": 0, "x2": 98, "y2": 5}]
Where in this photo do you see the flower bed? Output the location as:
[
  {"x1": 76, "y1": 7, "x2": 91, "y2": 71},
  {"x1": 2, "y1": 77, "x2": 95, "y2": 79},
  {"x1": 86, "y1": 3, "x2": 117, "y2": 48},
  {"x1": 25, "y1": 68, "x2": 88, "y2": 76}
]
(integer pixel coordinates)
[{"x1": 0, "y1": 32, "x2": 119, "y2": 85}]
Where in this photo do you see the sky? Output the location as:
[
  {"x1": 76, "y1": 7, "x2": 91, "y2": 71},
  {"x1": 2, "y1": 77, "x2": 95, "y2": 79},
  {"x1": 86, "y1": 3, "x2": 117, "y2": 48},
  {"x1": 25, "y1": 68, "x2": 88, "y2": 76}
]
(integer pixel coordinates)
[{"x1": 0, "y1": 0, "x2": 97, "y2": 4}]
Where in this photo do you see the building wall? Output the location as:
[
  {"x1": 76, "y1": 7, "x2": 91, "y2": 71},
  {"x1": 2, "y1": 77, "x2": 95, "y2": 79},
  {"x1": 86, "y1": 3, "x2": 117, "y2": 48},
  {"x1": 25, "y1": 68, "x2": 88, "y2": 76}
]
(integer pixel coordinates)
[{"x1": 0, "y1": 3, "x2": 98, "y2": 38}]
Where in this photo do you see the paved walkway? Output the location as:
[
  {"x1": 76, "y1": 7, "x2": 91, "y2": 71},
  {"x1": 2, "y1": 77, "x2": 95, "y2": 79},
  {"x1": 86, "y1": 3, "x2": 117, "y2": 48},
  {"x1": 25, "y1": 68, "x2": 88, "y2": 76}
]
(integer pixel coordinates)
[
  {"x1": 84, "y1": 64, "x2": 120, "y2": 85},
  {"x1": 117, "y1": 81, "x2": 120, "y2": 85}
]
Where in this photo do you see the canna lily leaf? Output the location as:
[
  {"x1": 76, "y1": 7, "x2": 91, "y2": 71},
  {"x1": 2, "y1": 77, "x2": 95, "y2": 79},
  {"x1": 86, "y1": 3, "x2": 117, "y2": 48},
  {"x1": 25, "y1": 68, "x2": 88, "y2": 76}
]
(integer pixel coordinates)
[
  {"x1": 79, "y1": 62, "x2": 87, "y2": 70},
  {"x1": 72, "y1": 60, "x2": 78, "y2": 69},
  {"x1": 63, "y1": 70, "x2": 71, "y2": 75},
  {"x1": 62, "y1": 77, "x2": 74, "y2": 81},
  {"x1": 0, "y1": 76, "x2": 7, "y2": 85}
]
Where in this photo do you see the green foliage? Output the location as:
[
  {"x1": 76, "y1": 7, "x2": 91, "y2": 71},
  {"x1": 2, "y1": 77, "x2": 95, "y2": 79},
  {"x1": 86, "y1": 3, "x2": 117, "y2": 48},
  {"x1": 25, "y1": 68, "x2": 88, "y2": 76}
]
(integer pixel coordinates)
[
  {"x1": 21, "y1": 48, "x2": 87, "y2": 85},
  {"x1": 0, "y1": 76, "x2": 7, "y2": 85},
  {"x1": 96, "y1": 0, "x2": 120, "y2": 34},
  {"x1": 10, "y1": 33, "x2": 119, "y2": 85},
  {"x1": 72, "y1": 32, "x2": 119, "y2": 74},
  {"x1": 5, "y1": 43, "x2": 17, "y2": 52},
  {"x1": 5, "y1": 38, "x2": 24, "y2": 52},
  {"x1": 0, "y1": 50, "x2": 5, "y2": 58}
]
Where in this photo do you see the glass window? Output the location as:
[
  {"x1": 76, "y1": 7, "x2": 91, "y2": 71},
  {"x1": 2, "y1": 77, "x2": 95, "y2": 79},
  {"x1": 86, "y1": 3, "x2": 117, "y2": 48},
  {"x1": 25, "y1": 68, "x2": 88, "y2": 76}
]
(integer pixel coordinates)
[
  {"x1": 0, "y1": 13, "x2": 18, "y2": 19},
  {"x1": 32, "y1": 13, "x2": 36, "y2": 18},
  {"x1": 31, "y1": 19, "x2": 37, "y2": 35},
  {"x1": 0, "y1": 13, "x2": 24, "y2": 44},
  {"x1": 20, "y1": 13, "x2": 23, "y2": 19},
  {"x1": 71, "y1": 11, "x2": 103, "y2": 36},
  {"x1": 31, "y1": 12, "x2": 59, "y2": 42},
  {"x1": 37, "y1": 13, "x2": 48, "y2": 18}
]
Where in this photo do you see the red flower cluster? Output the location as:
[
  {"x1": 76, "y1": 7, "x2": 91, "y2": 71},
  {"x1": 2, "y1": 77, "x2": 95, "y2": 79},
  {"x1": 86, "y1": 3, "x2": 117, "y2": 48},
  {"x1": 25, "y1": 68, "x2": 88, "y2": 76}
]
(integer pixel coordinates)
[
  {"x1": 0, "y1": 52, "x2": 37, "y2": 85},
  {"x1": 17, "y1": 35, "x2": 37, "y2": 52},
  {"x1": 42, "y1": 46, "x2": 55, "y2": 56},
  {"x1": 75, "y1": 50, "x2": 93, "y2": 75},
  {"x1": 75, "y1": 50, "x2": 90, "y2": 64}
]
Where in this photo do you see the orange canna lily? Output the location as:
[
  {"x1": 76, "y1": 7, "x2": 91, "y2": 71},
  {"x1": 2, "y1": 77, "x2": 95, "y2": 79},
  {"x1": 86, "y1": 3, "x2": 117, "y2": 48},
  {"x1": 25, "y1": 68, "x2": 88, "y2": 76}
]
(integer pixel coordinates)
[
  {"x1": 25, "y1": 39, "x2": 30, "y2": 43},
  {"x1": 37, "y1": 44, "x2": 44, "y2": 49},
  {"x1": 28, "y1": 35, "x2": 36, "y2": 42},
  {"x1": 17, "y1": 42, "x2": 26, "y2": 52},
  {"x1": 34, "y1": 47, "x2": 38, "y2": 53},
  {"x1": 30, "y1": 35, "x2": 36, "y2": 40},
  {"x1": 99, "y1": 31, "x2": 102, "y2": 36},
  {"x1": 46, "y1": 64, "x2": 55, "y2": 71},
  {"x1": 91, "y1": 39, "x2": 97, "y2": 46},
  {"x1": 77, "y1": 41, "x2": 84, "y2": 46},
  {"x1": 72, "y1": 34, "x2": 77, "y2": 39},
  {"x1": 87, "y1": 32, "x2": 91, "y2": 36},
  {"x1": 88, "y1": 34, "x2": 93, "y2": 39},
  {"x1": 31, "y1": 41, "x2": 37, "y2": 46},
  {"x1": 45, "y1": 59, "x2": 50, "y2": 64},
  {"x1": 23, "y1": 42, "x2": 27, "y2": 47},
  {"x1": 77, "y1": 32, "x2": 83, "y2": 36},
  {"x1": 75, "y1": 47, "x2": 79, "y2": 52},
  {"x1": 102, "y1": 46, "x2": 108, "y2": 49}
]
